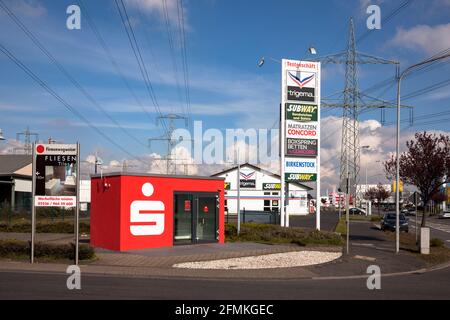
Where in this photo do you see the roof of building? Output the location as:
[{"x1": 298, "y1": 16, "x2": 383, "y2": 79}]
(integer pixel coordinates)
[
  {"x1": 91, "y1": 172, "x2": 225, "y2": 181},
  {"x1": 211, "y1": 162, "x2": 313, "y2": 191},
  {"x1": 0, "y1": 154, "x2": 32, "y2": 177}
]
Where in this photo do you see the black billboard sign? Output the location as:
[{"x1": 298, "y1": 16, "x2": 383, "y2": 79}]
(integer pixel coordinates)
[
  {"x1": 286, "y1": 138, "x2": 318, "y2": 157},
  {"x1": 287, "y1": 86, "x2": 315, "y2": 102},
  {"x1": 34, "y1": 144, "x2": 78, "y2": 207},
  {"x1": 240, "y1": 179, "x2": 256, "y2": 188}
]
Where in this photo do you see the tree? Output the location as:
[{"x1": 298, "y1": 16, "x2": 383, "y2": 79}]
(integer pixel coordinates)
[
  {"x1": 364, "y1": 183, "x2": 391, "y2": 215},
  {"x1": 384, "y1": 131, "x2": 450, "y2": 227}
]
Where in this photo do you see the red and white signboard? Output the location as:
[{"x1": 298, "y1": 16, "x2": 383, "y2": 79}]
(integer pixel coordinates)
[
  {"x1": 286, "y1": 120, "x2": 319, "y2": 139},
  {"x1": 33, "y1": 143, "x2": 79, "y2": 207}
]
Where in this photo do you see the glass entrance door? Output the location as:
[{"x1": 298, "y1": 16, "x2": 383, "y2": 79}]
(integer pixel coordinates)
[
  {"x1": 173, "y1": 194, "x2": 193, "y2": 244},
  {"x1": 195, "y1": 196, "x2": 218, "y2": 242},
  {"x1": 174, "y1": 192, "x2": 218, "y2": 244}
]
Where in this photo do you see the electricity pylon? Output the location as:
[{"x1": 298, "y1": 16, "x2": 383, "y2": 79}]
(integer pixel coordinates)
[
  {"x1": 149, "y1": 113, "x2": 189, "y2": 174},
  {"x1": 314, "y1": 18, "x2": 412, "y2": 196},
  {"x1": 15, "y1": 126, "x2": 38, "y2": 154}
]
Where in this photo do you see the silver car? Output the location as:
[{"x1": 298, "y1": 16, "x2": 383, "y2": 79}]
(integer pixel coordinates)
[{"x1": 438, "y1": 211, "x2": 450, "y2": 219}]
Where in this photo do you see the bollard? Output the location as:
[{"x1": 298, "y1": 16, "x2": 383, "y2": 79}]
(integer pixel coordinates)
[{"x1": 420, "y1": 227, "x2": 430, "y2": 255}]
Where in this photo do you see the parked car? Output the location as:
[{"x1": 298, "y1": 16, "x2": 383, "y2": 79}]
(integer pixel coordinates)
[
  {"x1": 349, "y1": 207, "x2": 366, "y2": 215},
  {"x1": 406, "y1": 208, "x2": 417, "y2": 216},
  {"x1": 401, "y1": 208, "x2": 416, "y2": 216},
  {"x1": 438, "y1": 211, "x2": 450, "y2": 219},
  {"x1": 381, "y1": 213, "x2": 409, "y2": 232}
]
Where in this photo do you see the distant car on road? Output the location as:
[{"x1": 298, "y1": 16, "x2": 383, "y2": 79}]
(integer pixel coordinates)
[
  {"x1": 381, "y1": 213, "x2": 409, "y2": 232},
  {"x1": 349, "y1": 207, "x2": 366, "y2": 215},
  {"x1": 402, "y1": 208, "x2": 416, "y2": 216},
  {"x1": 438, "y1": 211, "x2": 450, "y2": 219}
]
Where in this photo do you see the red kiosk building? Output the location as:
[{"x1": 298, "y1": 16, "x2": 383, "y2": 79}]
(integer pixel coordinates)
[{"x1": 90, "y1": 173, "x2": 225, "y2": 251}]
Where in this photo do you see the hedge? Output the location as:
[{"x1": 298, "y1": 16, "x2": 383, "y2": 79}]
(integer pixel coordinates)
[
  {"x1": 225, "y1": 223, "x2": 343, "y2": 246},
  {"x1": 0, "y1": 222, "x2": 90, "y2": 234},
  {"x1": 0, "y1": 239, "x2": 95, "y2": 260}
]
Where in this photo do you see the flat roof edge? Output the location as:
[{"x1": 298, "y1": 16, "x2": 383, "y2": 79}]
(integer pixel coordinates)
[{"x1": 90, "y1": 172, "x2": 225, "y2": 180}]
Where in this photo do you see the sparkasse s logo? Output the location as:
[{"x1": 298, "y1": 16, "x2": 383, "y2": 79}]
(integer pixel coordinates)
[{"x1": 129, "y1": 182, "x2": 165, "y2": 236}]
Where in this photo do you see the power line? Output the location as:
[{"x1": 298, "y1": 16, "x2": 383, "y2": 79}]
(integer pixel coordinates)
[
  {"x1": 177, "y1": 0, "x2": 192, "y2": 131},
  {"x1": 161, "y1": 0, "x2": 185, "y2": 115},
  {"x1": 76, "y1": 0, "x2": 153, "y2": 123},
  {"x1": 0, "y1": 42, "x2": 148, "y2": 165},
  {"x1": 356, "y1": 0, "x2": 413, "y2": 45},
  {"x1": 77, "y1": 0, "x2": 165, "y2": 172},
  {"x1": 114, "y1": 0, "x2": 169, "y2": 136},
  {"x1": 0, "y1": 0, "x2": 149, "y2": 150}
]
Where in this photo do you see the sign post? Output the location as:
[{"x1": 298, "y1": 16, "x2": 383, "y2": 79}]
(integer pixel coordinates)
[
  {"x1": 31, "y1": 143, "x2": 80, "y2": 264},
  {"x1": 280, "y1": 59, "x2": 321, "y2": 229},
  {"x1": 75, "y1": 142, "x2": 80, "y2": 265},
  {"x1": 31, "y1": 143, "x2": 36, "y2": 263}
]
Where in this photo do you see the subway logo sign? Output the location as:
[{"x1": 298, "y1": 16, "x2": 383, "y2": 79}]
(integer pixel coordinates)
[
  {"x1": 285, "y1": 173, "x2": 317, "y2": 182},
  {"x1": 285, "y1": 103, "x2": 318, "y2": 122},
  {"x1": 262, "y1": 183, "x2": 281, "y2": 190}
]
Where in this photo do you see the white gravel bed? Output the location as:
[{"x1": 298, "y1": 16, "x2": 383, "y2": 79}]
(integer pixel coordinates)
[{"x1": 172, "y1": 251, "x2": 342, "y2": 269}]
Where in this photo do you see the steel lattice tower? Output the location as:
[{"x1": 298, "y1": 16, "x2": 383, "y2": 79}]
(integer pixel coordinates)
[
  {"x1": 313, "y1": 18, "x2": 413, "y2": 197},
  {"x1": 340, "y1": 19, "x2": 360, "y2": 194}
]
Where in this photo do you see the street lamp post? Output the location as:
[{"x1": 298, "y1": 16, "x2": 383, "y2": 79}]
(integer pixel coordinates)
[
  {"x1": 395, "y1": 52, "x2": 450, "y2": 254},
  {"x1": 360, "y1": 145, "x2": 370, "y2": 210}
]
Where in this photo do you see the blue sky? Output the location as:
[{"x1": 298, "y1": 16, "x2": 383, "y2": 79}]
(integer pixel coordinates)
[{"x1": 1, "y1": 0, "x2": 449, "y2": 191}]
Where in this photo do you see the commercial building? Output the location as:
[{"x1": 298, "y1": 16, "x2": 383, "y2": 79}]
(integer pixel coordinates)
[
  {"x1": 90, "y1": 173, "x2": 225, "y2": 251},
  {"x1": 212, "y1": 163, "x2": 312, "y2": 216},
  {"x1": 0, "y1": 155, "x2": 32, "y2": 211}
]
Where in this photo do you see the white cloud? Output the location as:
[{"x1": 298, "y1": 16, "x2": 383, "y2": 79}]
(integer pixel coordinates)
[
  {"x1": 2, "y1": 0, "x2": 46, "y2": 17},
  {"x1": 125, "y1": 0, "x2": 182, "y2": 25},
  {"x1": 390, "y1": 23, "x2": 450, "y2": 55},
  {"x1": 319, "y1": 116, "x2": 420, "y2": 194}
]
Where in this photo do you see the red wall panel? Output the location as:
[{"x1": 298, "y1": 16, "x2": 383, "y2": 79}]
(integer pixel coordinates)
[{"x1": 91, "y1": 174, "x2": 224, "y2": 251}]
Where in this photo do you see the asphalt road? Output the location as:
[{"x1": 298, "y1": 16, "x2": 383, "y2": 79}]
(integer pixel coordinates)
[{"x1": 1, "y1": 266, "x2": 450, "y2": 300}]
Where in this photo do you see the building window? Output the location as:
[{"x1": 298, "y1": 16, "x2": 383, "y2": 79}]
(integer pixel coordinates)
[
  {"x1": 272, "y1": 192, "x2": 279, "y2": 196},
  {"x1": 264, "y1": 192, "x2": 270, "y2": 196}
]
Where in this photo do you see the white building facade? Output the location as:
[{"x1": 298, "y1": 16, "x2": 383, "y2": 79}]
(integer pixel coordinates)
[{"x1": 212, "y1": 163, "x2": 312, "y2": 216}]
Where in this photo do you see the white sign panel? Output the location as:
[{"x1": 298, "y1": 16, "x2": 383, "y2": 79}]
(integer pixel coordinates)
[
  {"x1": 35, "y1": 196, "x2": 77, "y2": 207},
  {"x1": 286, "y1": 120, "x2": 319, "y2": 139},
  {"x1": 35, "y1": 144, "x2": 77, "y2": 155},
  {"x1": 284, "y1": 157, "x2": 317, "y2": 174}
]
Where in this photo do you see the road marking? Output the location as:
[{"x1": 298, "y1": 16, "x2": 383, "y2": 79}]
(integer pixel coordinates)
[
  {"x1": 409, "y1": 221, "x2": 450, "y2": 234},
  {"x1": 354, "y1": 255, "x2": 376, "y2": 262}
]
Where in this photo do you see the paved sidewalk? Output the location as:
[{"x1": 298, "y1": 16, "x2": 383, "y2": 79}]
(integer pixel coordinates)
[{"x1": 0, "y1": 220, "x2": 441, "y2": 280}]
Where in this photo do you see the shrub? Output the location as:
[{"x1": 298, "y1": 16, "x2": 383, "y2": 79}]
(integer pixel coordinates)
[
  {"x1": 0, "y1": 222, "x2": 90, "y2": 234},
  {"x1": 0, "y1": 239, "x2": 95, "y2": 260},
  {"x1": 431, "y1": 238, "x2": 444, "y2": 248},
  {"x1": 225, "y1": 222, "x2": 343, "y2": 246}
]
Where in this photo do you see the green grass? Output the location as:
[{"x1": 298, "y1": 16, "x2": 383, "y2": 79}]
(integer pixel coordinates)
[
  {"x1": 383, "y1": 231, "x2": 450, "y2": 265},
  {"x1": 225, "y1": 223, "x2": 343, "y2": 247}
]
